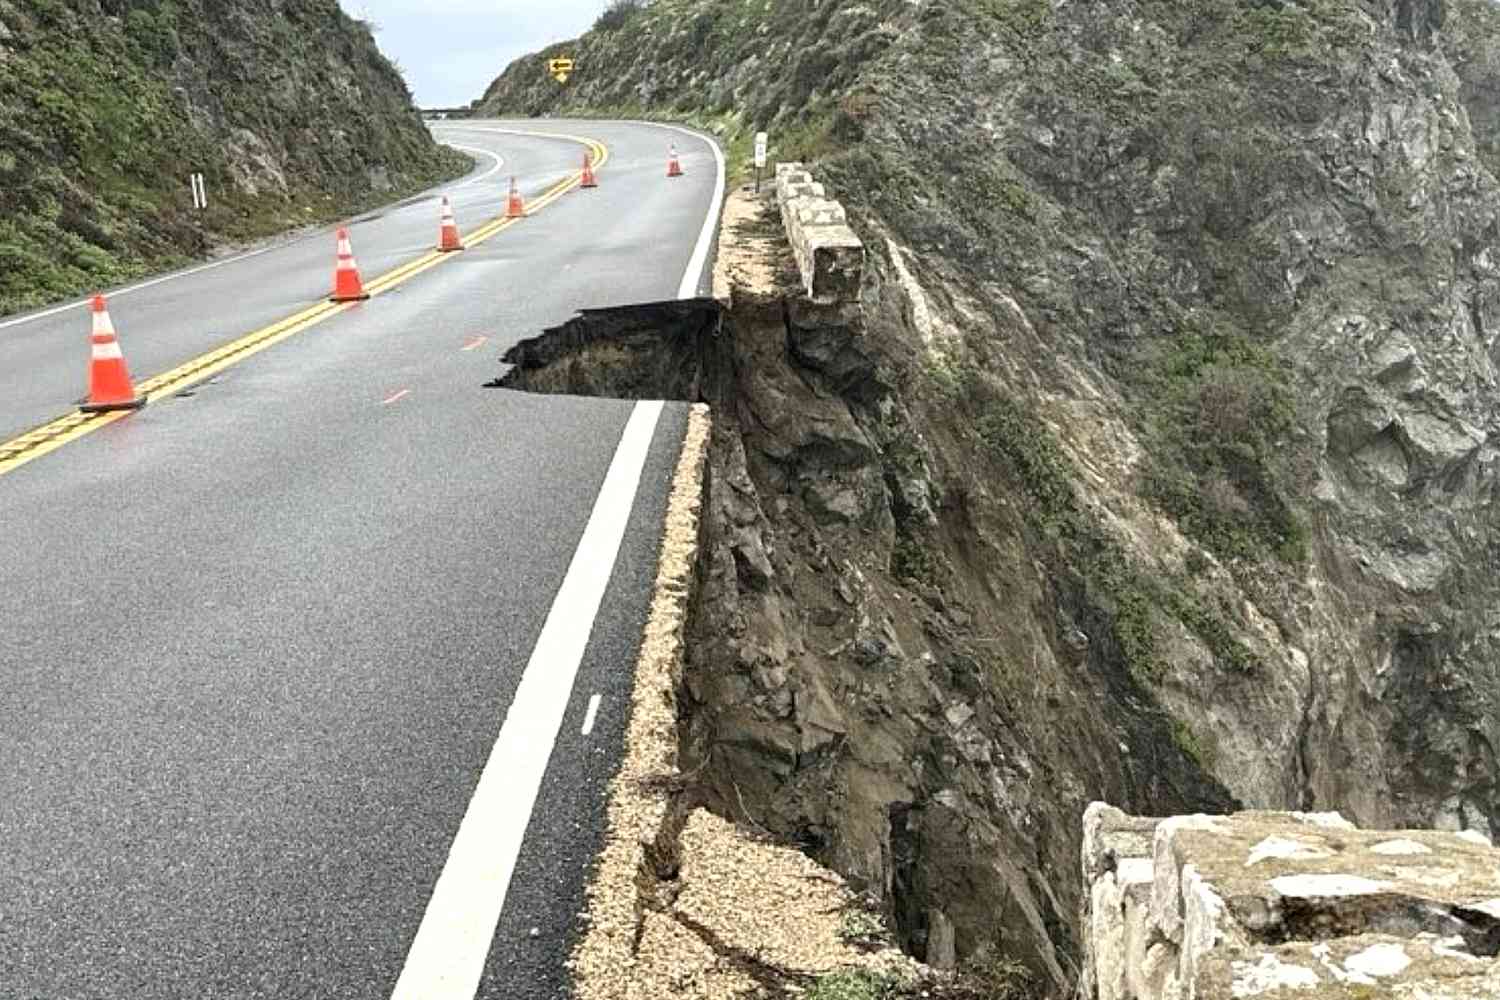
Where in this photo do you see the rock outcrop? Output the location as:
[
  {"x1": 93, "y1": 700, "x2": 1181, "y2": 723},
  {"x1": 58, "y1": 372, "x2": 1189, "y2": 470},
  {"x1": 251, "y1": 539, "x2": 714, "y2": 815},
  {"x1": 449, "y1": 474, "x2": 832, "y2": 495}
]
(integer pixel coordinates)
[
  {"x1": 0, "y1": 0, "x2": 466, "y2": 314},
  {"x1": 1081, "y1": 803, "x2": 1500, "y2": 999},
  {"x1": 481, "y1": 0, "x2": 1500, "y2": 994}
]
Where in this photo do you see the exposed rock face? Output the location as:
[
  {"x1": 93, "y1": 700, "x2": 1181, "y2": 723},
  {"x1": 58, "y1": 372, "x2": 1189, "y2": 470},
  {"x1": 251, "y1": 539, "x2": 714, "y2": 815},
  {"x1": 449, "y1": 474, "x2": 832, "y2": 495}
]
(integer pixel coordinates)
[
  {"x1": 1080, "y1": 803, "x2": 1500, "y2": 999},
  {"x1": 0, "y1": 0, "x2": 466, "y2": 313},
  {"x1": 482, "y1": 0, "x2": 1500, "y2": 994}
]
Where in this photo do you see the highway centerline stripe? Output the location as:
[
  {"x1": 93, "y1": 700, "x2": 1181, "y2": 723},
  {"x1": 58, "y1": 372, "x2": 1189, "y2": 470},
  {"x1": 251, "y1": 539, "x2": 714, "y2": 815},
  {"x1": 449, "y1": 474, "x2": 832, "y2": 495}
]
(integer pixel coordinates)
[
  {"x1": 0, "y1": 137, "x2": 609, "y2": 479},
  {"x1": 581, "y1": 694, "x2": 603, "y2": 737},
  {"x1": 389, "y1": 401, "x2": 665, "y2": 1000}
]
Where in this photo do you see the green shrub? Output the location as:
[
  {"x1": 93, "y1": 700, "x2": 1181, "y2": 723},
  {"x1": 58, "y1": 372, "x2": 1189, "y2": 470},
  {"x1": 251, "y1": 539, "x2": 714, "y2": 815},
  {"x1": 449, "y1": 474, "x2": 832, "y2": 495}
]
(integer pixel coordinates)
[
  {"x1": 1171, "y1": 718, "x2": 1219, "y2": 771},
  {"x1": 594, "y1": 0, "x2": 645, "y2": 32},
  {"x1": 838, "y1": 908, "x2": 888, "y2": 946},
  {"x1": 806, "y1": 968, "x2": 903, "y2": 1000},
  {"x1": 1134, "y1": 321, "x2": 1306, "y2": 566}
]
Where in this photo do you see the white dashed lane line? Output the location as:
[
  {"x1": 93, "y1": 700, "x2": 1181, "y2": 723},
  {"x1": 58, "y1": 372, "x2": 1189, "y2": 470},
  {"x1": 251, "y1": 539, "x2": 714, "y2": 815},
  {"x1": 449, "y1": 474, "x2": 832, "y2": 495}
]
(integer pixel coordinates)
[{"x1": 581, "y1": 694, "x2": 603, "y2": 738}]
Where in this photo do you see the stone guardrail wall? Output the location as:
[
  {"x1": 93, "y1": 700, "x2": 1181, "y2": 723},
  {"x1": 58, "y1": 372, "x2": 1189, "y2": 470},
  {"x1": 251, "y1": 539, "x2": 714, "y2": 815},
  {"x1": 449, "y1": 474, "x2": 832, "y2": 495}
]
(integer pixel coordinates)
[
  {"x1": 774, "y1": 162, "x2": 864, "y2": 303},
  {"x1": 1081, "y1": 802, "x2": 1500, "y2": 999}
]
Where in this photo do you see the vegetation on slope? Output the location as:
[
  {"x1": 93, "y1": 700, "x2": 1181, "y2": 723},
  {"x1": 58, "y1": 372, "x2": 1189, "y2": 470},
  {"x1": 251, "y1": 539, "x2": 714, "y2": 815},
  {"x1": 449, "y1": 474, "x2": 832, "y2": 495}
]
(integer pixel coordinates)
[{"x1": 0, "y1": 0, "x2": 467, "y2": 314}]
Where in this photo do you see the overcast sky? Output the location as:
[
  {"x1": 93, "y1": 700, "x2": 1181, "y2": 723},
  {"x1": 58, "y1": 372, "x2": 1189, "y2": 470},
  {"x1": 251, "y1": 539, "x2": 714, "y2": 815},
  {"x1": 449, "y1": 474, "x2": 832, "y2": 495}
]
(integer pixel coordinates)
[{"x1": 338, "y1": 0, "x2": 601, "y2": 107}]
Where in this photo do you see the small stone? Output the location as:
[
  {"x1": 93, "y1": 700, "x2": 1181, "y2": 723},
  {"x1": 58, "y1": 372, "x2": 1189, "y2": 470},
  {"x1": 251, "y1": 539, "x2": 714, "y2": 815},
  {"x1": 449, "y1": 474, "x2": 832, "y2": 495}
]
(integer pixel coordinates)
[
  {"x1": 529, "y1": 926, "x2": 540, "y2": 939},
  {"x1": 1231, "y1": 953, "x2": 1321, "y2": 995},
  {"x1": 1368, "y1": 838, "x2": 1433, "y2": 856},
  {"x1": 1245, "y1": 835, "x2": 1330, "y2": 866},
  {"x1": 926, "y1": 909, "x2": 956, "y2": 970},
  {"x1": 944, "y1": 702, "x2": 975, "y2": 729},
  {"x1": 1269, "y1": 874, "x2": 1390, "y2": 897},
  {"x1": 1289, "y1": 811, "x2": 1356, "y2": 830},
  {"x1": 1343, "y1": 942, "x2": 1411, "y2": 979}
]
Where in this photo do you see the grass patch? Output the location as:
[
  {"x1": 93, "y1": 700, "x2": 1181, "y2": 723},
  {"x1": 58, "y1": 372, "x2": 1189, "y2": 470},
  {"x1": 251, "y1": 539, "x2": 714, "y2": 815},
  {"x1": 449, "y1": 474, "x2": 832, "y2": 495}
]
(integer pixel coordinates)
[
  {"x1": 954, "y1": 361, "x2": 1261, "y2": 685},
  {"x1": 807, "y1": 968, "x2": 906, "y2": 1000},
  {"x1": 1134, "y1": 319, "x2": 1307, "y2": 566},
  {"x1": 838, "y1": 908, "x2": 889, "y2": 947},
  {"x1": 1171, "y1": 718, "x2": 1219, "y2": 771}
]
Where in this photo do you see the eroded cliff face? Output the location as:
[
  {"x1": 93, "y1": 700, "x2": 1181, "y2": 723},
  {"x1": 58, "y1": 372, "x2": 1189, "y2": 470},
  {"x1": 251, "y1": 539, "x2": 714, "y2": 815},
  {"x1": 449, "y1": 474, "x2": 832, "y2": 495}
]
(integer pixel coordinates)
[
  {"x1": 0, "y1": 0, "x2": 466, "y2": 313},
  {"x1": 486, "y1": 0, "x2": 1500, "y2": 994}
]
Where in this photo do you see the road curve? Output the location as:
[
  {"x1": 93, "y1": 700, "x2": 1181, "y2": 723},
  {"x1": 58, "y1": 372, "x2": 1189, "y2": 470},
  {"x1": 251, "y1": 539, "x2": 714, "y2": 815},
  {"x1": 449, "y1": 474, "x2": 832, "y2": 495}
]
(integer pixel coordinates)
[{"x1": 0, "y1": 120, "x2": 721, "y2": 999}]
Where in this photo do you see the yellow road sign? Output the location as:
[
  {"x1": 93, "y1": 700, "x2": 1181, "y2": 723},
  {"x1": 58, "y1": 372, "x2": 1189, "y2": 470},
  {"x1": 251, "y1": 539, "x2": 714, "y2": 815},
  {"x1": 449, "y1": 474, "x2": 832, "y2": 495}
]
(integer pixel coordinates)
[{"x1": 547, "y1": 57, "x2": 574, "y2": 83}]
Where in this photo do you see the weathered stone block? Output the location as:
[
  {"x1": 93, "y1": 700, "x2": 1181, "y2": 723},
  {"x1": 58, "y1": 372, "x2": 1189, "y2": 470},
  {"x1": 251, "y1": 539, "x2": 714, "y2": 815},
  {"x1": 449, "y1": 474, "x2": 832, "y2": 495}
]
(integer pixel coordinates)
[
  {"x1": 1081, "y1": 803, "x2": 1500, "y2": 1000},
  {"x1": 800, "y1": 224, "x2": 864, "y2": 303},
  {"x1": 794, "y1": 197, "x2": 847, "y2": 227},
  {"x1": 771, "y1": 161, "x2": 864, "y2": 303},
  {"x1": 1083, "y1": 802, "x2": 1162, "y2": 883}
]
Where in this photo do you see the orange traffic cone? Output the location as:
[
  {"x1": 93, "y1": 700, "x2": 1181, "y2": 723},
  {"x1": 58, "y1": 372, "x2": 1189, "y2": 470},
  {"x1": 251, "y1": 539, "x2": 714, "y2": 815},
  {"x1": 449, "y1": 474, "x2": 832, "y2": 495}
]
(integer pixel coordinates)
[
  {"x1": 580, "y1": 152, "x2": 598, "y2": 189},
  {"x1": 81, "y1": 295, "x2": 145, "y2": 413},
  {"x1": 438, "y1": 196, "x2": 464, "y2": 252},
  {"x1": 330, "y1": 228, "x2": 369, "y2": 302},
  {"x1": 506, "y1": 177, "x2": 525, "y2": 218},
  {"x1": 667, "y1": 145, "x2": 684, "y2": 178}
]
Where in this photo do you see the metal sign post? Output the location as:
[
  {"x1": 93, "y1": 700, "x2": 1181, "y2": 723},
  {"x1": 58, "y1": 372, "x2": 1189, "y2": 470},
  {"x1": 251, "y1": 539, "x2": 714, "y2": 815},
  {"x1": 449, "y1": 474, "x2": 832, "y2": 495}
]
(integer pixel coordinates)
[{"x1": 754, "y1": 131, "x2": 767, "y2": 193}]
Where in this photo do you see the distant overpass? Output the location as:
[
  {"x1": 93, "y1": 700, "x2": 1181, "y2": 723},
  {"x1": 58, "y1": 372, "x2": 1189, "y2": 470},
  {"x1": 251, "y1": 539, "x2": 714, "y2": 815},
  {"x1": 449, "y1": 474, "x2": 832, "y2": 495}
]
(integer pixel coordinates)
[{"x1": 420, "y1": 106, "x2": 477, "y2": 120}]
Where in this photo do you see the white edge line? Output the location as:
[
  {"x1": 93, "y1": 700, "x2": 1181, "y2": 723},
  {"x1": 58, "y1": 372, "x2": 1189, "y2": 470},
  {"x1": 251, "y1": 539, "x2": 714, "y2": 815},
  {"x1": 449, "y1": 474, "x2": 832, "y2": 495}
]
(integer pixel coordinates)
[
  {"x1": 1, "y1": 144, "x2": 506, "y2": 334},
  {"x1": 0, "y1": 244, "x2": 278, "y2": 332},
  {"x1": 443, "y1": 144, "x2": 505, "y2": 190},
  {"x1": 581, "y1": 694, "x2": 603, "y2": 737},
  {"x1": 389, "y1": 400, "x2": 666, "y2": 1000},
  {"x1": 648, "y1": 123, "x2": 726, "y2": 300}
]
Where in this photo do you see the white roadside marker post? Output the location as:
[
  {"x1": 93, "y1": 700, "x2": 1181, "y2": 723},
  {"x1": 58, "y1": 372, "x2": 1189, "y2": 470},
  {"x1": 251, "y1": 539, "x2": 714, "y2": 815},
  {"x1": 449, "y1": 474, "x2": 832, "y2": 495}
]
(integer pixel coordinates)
[{"x1": 754, "y1": 131, "x2": 768, "y2": 193}]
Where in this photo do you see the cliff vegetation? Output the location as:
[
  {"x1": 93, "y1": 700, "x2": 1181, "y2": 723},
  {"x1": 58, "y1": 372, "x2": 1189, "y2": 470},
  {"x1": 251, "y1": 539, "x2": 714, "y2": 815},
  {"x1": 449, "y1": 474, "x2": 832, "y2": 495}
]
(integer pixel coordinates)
[{"x1": 0, "y1": 0, "x2": 467, "y2": 314}]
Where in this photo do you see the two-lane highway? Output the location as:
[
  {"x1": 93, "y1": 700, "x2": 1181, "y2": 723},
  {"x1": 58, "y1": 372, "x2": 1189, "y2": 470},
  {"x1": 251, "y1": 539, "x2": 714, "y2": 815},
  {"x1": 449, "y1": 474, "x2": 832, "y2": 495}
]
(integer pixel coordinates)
[{"x1": 0, "y1": 120, "x2": 723, "y2": 998}]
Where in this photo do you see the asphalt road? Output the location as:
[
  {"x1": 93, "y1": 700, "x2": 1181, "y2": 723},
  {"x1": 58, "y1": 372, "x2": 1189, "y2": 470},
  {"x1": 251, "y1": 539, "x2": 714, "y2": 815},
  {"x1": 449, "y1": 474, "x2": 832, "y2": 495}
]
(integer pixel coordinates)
[
  {"x1": 0, "y1": 120, "x2": 717, "y2": 442},
  {"x1": 0, "y1": 120, "x2": 721, "y2": 999}
]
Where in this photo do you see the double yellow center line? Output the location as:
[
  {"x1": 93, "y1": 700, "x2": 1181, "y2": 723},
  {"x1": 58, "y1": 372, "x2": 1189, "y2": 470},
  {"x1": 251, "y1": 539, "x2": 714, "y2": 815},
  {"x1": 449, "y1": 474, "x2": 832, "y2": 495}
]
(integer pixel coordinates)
[{"x1": 0, "y1": 132, "x2": 608, "y2": 479}]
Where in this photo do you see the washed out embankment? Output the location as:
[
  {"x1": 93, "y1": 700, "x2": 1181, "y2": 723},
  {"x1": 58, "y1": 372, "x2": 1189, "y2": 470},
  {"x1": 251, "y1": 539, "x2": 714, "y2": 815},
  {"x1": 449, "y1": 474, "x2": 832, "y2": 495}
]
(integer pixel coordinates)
[{"x1": 490, "y1": 182, "x2": 1239, "y2": 997}]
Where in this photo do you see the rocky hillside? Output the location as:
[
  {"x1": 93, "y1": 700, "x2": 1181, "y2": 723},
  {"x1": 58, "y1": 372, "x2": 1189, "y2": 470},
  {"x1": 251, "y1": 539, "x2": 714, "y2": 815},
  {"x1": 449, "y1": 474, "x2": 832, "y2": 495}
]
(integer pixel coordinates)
[
  {"x1": 0, "y1": 0, "x2": 467, "y2": 314},
  {"x1": 484, "y1": 0, "x2": 1500, "y2": 995}
]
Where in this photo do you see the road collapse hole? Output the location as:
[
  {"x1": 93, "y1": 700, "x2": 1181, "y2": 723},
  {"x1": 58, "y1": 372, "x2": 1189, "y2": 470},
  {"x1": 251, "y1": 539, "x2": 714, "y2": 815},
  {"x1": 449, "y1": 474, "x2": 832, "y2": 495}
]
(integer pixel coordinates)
[{"x1": 485, "y1": 298, "x2": 729, "y2": 402}]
